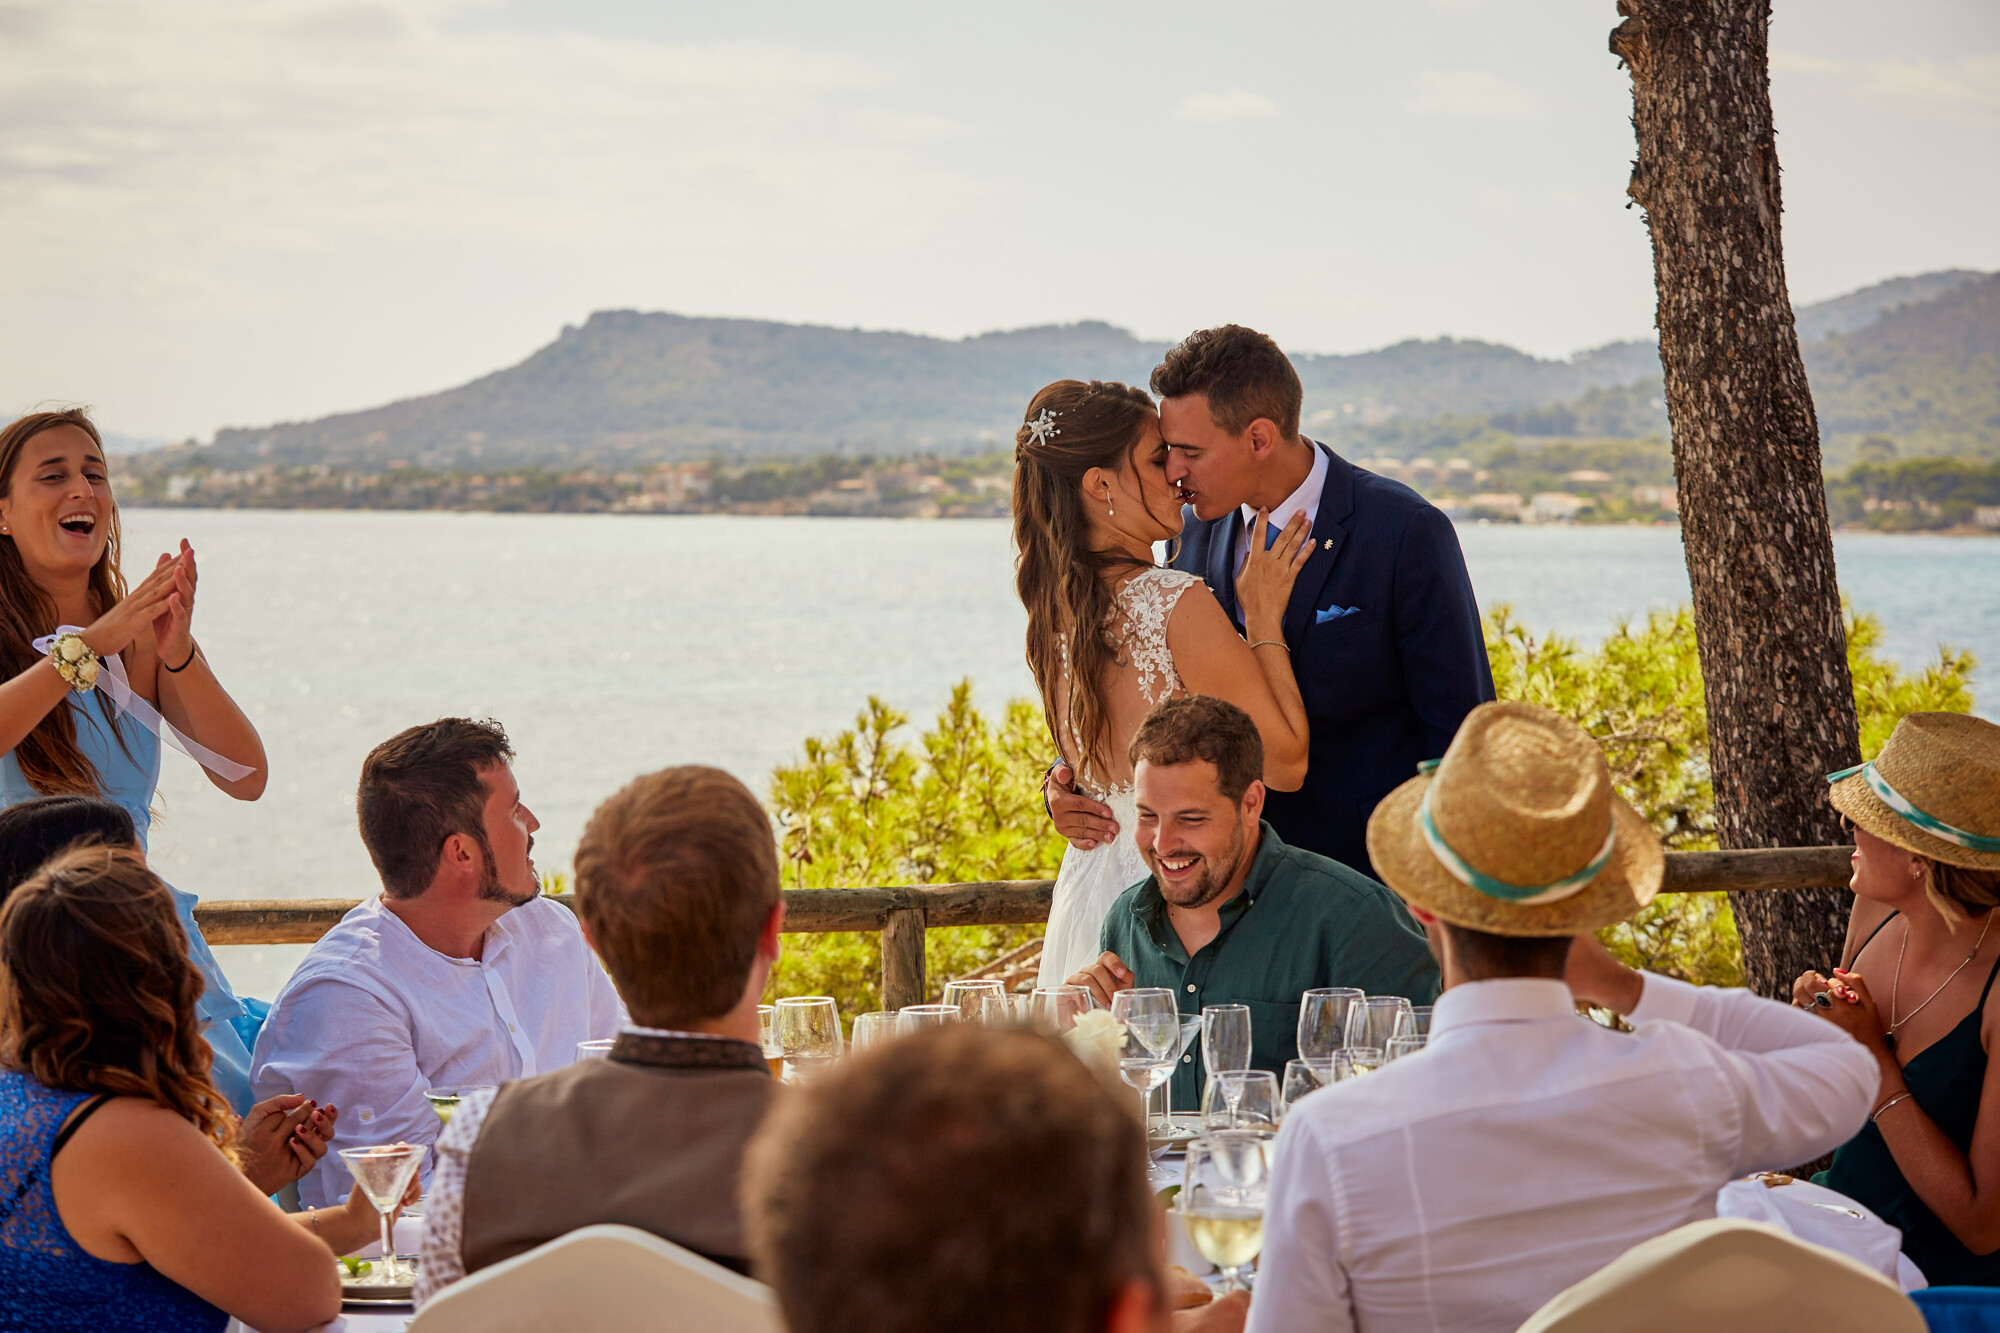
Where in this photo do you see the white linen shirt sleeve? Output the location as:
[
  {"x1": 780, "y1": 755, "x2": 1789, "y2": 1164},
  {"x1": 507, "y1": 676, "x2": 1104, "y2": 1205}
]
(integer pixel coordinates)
[
  {"x1": 251, "y1": 973, "x2": 443, "y2": 1210},
  {"x1": 1628, "y1": 972, "x2": 1877, "y2": 1174},
  {"x1": 1244, "y1": 1112, "x2": 1357, "y2": 1333},
  {"x1": 413, "y1": 1087, "x2": 496, "y2": 1307}
]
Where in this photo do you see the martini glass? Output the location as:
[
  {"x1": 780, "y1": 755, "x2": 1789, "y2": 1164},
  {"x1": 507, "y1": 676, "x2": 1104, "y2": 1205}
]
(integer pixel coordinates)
[{"x1": 337, "y1": 1143, "x2": 425, "y2": 1283}]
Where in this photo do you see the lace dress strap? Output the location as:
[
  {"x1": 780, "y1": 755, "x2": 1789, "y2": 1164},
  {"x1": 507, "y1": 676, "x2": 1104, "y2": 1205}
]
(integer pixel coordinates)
[{"x1": 1116, "y1": 568, "x2": 1201, "y2": 707}]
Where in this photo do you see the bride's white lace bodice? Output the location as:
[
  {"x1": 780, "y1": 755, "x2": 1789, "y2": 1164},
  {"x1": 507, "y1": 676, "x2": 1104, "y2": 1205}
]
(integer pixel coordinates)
[{"x1": 1056, "y1": 566, "x2": 1203, "y2": 796}]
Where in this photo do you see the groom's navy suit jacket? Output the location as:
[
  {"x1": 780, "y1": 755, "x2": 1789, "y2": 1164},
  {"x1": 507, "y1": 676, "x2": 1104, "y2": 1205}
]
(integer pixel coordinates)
[{"x1": 1170, "y1": 444, "x2": 1494, "y2": 877}]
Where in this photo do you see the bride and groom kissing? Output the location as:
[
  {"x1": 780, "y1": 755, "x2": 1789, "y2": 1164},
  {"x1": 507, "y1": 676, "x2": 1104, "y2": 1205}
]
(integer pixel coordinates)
[{"x1": 1015, "y1": 324, "x2": 1496, "y2": 988}]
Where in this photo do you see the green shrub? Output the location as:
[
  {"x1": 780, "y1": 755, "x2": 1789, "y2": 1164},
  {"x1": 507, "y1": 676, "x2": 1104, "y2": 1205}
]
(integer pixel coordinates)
[{"x1": 762, "y1": 603, "x2": 1976, "y2": 1015}]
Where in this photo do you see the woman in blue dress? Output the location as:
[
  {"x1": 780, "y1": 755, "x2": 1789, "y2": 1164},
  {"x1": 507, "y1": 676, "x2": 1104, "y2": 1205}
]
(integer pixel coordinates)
[{"x1": 0, "y1": 408, "x2": 268, "y2": 1112}]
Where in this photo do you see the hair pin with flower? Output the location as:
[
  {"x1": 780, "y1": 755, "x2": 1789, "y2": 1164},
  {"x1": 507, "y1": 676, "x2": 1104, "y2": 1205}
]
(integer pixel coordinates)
[{"x1": 1024, "y1": 408, "x2": 1062, "y2": 448}]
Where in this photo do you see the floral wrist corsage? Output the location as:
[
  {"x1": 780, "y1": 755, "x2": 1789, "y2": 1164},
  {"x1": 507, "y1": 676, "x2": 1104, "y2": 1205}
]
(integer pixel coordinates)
[{"x1": 47, "y1": 633, "x2": 101, "y2": 692}]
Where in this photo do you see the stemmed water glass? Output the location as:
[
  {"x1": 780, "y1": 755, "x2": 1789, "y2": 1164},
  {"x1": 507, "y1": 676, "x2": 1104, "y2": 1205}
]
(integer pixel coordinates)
[
  {"x1": 1386, "y1": 1034, "x2": 1428, "y2": 1062},
  {"x1": 1279, "y1": 1058, "x2": 1333, "y2": 1119},
  {"x1": 942, "y1": 979, "x2": 1009, "y2": 1026},
  {"x1": 1407, "y1": 1005, "x2": 1435, "y2": 1037},
  {"x1": 1297, "y1": 987, "x2": 1363, "y2": 1061},
  {"x1": 896, "y1": 1003, "x2": 959, "y2": 1034},
  {"x1": 1028, "y1": 985, "x2": 1095, "y2": 1033},
  {"x1": 850, "y1": 1011, "x2": 896, "y2": 1052},
  {"x1": 1181, "y1": 1132, "x2": 1269, "y2": 1293},
  {"x1": 774, "y1": 996, "x2": 842, "y2": 1081},
  {"x1": 758, "y1": 1004, "x2": 782, "y2": 1076},
  {"x1": 1111, "y1": 988, "x2": 1180, "y2": 1130},
  {"x1": 336, "y1": 1143, "x2": 425, "y2": 1284},
  {"x1": 1201, "y1": 1070, "x2": 1279, "y2": 1131},
  {"x1": 1201, "y1": 1004, "x2": 1253, "y2": 1122},
  {"x1": 1344, "y1": 996, "x2": 1414, "y2": 1052}
]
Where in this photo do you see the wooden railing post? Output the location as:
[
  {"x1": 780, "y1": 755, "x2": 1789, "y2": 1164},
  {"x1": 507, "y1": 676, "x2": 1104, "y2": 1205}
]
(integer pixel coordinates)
[{"x1": 881, "y1": 907, "x2": 927, "y2": 1010}]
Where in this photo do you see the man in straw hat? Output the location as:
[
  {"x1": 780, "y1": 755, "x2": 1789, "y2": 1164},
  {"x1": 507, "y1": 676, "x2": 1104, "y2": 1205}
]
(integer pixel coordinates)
[
  {"x1": 1245, "y1": 701, "x2": 1878, "y2": 1333},
  {"x1": 1792, "y1": 712, "x2": 2000, "y2": 1288}
]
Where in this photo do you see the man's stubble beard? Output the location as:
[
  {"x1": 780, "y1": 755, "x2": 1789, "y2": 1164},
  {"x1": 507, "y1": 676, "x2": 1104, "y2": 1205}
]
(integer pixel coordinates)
[{"x1": 1153, "y1": 820, "x2": 1248, "y2": 912}]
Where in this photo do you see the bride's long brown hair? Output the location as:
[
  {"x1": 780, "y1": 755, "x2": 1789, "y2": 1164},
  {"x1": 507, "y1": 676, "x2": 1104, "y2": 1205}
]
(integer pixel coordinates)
[
  {"x1": 0, "y1": 408, "x2": 131, "y2": 795},
  {"x1": 0, "y1": 844, "x2": 235, "y2": 1157},
  {"x1": 1012, "y1": 380, "x2": 1166, "y2": 784}
]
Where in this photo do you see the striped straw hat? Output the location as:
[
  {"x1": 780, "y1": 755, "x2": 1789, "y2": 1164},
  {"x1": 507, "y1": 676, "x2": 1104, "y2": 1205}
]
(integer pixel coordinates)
[
  {"x1": 1366, "y1": 701, "x2": 1664, "y2": 937},
  {"x1": 1827, "y1": 712, "x2": 2000, "y2": 872}
]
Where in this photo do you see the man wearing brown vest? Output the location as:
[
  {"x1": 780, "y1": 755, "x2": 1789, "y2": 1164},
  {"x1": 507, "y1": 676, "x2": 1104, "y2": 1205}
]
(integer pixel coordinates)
[{"x1": 413, "y1": 765, "x2": 784, "y2": 1304}]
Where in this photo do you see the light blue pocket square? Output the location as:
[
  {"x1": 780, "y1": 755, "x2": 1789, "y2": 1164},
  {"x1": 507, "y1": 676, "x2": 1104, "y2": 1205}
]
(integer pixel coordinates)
[{"x1": 1316, "y1": 605, "x2": 1360, "y2": 625}]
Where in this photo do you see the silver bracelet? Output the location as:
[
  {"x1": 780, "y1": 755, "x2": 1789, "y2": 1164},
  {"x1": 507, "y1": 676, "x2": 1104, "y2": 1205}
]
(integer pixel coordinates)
[
  {"x1": 1873, "y1": 1091, "x2": 1914, "y2": 1123},
  {"x1": 1247, "y1": 640, "x2": 1287, "y2": 653}
]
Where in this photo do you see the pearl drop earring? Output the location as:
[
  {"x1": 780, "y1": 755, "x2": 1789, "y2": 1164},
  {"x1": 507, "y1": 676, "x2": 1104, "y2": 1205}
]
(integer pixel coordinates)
[{"x1": 1105, "y1": 487, "x2": 1115, "y2": 518}]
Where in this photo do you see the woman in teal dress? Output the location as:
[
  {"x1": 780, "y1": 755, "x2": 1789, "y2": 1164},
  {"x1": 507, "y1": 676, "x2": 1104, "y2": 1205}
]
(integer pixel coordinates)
[
  {"x1": 1794, "y1": 712, "x2": 2000, "y2": 1286},
  {"x1": 0, "y1": 408, "x2": 268, "y2": 1111}
]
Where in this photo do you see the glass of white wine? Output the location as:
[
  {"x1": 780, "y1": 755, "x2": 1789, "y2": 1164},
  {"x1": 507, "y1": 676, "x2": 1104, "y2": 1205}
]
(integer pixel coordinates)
[
  {"x1": 1336, "y1": 1045, "x2": 1385, "y2": 1079},
  {"x1": 1111, "y1": 988, "x2": 1180, "y2": 1131},
  {"x1": 775, "y1": 996, "x2": 842, "y2": 1082},
  {"x1": 1181, "y1": 1132, "x2": 1268, "y2": 1293},
  {"x1": 336, "y1": 1143, "x2": 425, "y2": 1284}
]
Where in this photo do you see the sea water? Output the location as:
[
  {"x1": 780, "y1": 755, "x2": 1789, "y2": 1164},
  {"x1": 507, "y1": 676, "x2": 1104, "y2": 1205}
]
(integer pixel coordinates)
[{"x1": 111, "y1": 511, "x2": 1998, "y2": 998}]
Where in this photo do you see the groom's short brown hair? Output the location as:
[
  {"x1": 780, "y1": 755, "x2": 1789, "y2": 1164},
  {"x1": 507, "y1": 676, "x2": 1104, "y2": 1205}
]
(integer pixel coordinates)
[{"x1": 1151, "y1": 324, "x2": 1302, "y2": 440}]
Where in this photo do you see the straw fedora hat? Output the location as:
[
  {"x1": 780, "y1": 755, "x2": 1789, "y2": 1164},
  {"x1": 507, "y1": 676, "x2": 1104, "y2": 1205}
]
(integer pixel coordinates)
[
  {"x1": 1827, "y1": 712, "x2": 2000, "y2": 872},
  {"x1": 1366, "y1": 701, "x2": 1663, "y2": 937}
]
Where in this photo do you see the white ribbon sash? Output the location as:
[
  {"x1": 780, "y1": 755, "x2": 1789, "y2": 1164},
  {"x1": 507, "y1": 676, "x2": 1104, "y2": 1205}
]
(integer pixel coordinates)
[{"x1": 34, "y1": 627, "x2": 258, "y2": 782}]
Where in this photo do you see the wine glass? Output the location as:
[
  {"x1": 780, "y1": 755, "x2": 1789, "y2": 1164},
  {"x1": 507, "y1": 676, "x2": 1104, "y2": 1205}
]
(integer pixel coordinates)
[
  {"x1": 850, "y1": 1011, "x2": 896, "y2": 1052},
  {"x1": 1029, "y1": 985, "x2": 1095, "y2": 1033},
  {"x1": 897, "y1": 1003, "x2": 959, "y2": 1034},
  {"x1": 942, "y1": 979, "x2": 1009, "y2": 1026},
  {"x1": 1201, "y1": 1070, "x2": 1279, "y2": 1131},
  {"x1": 1280, "y1": 1059, "x2": 1333, "y2": 1119},
  {"x1": 1201, "y1": 1004, "x2": 1252, "y2": 1120},
  {"x1": 423, "y1": 1086, "x2": 494, "y2": 1126},
  {"x1": 774, "y1": 996, "x2": 842, "y2": 1082},
  {"x1": 1181, "y1": 1132, "x2": 1269, "y2": 1293},
  {"x1": 758, "y1": 1004, "x2": 782, "y2": 1076},
  {"x1": 1386, "y1": 1034, "x2": 1428, "y2": 1062},
  {"x1": 1407, "y1": 1005, "x2": 1435, "y2": 1037},
  {"x1": 575, "y1": 1039, "x2": 615, "y2": 1061},
  {"x1": 1296, "y1": 987, "x2": 1363, "y2": 1061},
  {"x1": 1344, "y1": 996, "x2": 1414, "y2": 1052},
  {"x1": 1111, "y1": 988, "x2": 1180, "y2": 1130},
  {"x1": 1336, "y1": 1046, "x2": 1384, "y2": 1079},
  {"x1": 336, "y1": 1143, "x2": 425, "y2": 1284}
]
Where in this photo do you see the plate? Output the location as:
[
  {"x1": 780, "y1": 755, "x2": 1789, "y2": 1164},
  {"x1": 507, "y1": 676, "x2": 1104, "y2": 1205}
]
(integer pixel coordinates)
[
  {"x1": 340, "y1": 1256, "x2": 418, "y2": 1305},
  {"x1": 1148, "y1": 1114, "x2": 1205, "y2": 1152}
]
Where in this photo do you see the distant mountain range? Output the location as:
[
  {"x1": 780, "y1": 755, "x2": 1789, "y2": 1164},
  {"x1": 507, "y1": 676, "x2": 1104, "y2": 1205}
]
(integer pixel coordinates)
[{"x1": 178, "y1": 269, "x2": 1994, "y2": 473}]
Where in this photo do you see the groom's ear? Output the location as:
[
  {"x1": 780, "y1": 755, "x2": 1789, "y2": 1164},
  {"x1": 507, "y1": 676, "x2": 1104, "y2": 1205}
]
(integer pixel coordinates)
[{"x1": 1244, "y1": 417, "x2": 1283, "y2": 459}]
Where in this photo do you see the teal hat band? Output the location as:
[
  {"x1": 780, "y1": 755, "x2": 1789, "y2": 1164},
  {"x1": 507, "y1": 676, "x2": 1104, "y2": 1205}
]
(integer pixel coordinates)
[
  {"x1": 1417, "y1": 779, "x2": 1619, "y2": 905},
  {"x1": 1827, "y1": 761, "x2": 2000, "y2": 854}
]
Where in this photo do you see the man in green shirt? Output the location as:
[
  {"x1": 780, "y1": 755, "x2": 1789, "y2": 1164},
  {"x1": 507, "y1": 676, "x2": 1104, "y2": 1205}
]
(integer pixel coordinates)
[{"x1": 1067, "y1": 695, "x2": 1440, "y2": 1109}]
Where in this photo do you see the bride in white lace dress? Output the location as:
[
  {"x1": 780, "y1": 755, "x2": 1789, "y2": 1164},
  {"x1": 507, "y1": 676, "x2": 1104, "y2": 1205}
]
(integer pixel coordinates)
[{"x1": 1011, "y1": 380, "x2": 1314, "y2": 989}]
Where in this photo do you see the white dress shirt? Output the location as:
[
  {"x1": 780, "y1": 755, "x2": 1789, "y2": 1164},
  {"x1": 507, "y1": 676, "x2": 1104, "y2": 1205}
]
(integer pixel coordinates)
[
  {"x1": 412, "y1": 1025, "x2": 729, "y2": 1306},
  {"x1": 250, "y1": 894, "x2": 625, "y2": 1208},
  {"x1": 1231, "y1": 439, "x2": 1329, "y2": 598},
  {"x1": 1246, "y1": 974, "x2": 1877, "y2": 1333}
]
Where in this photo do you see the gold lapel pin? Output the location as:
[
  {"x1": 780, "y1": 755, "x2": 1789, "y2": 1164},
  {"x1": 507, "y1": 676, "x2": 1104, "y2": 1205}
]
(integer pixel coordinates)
[{"x1": 1322, "y1": 538, "x2": 1333, "y2": 550}]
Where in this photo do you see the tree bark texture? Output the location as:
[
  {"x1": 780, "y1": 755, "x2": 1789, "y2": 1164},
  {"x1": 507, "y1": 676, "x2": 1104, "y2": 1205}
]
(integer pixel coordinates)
[{"x1": 1612, "y1": 0, "x2": 1862, "y2": 998}]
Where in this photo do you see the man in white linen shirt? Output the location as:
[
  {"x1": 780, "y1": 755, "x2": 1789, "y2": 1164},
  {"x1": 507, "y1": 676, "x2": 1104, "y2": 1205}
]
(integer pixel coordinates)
[
  {"x1": 251, "y1": 717, "x2": 623, "y2": 1209},
  {"x1": 1246, "y1": 701, "x2": 1876, "y2": 1333}
]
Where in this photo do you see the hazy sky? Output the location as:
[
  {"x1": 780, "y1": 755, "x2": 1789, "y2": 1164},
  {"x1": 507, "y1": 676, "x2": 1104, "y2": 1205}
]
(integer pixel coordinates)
[{"x1": 2, "y1": 0, "x2": 1994, "y2": 442}]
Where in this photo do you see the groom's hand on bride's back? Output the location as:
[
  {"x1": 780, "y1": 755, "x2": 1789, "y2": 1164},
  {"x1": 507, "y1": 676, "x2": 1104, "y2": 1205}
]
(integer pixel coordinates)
[{"x1": 1044, "y1": 762, "x2": 1119, "y2": 851}]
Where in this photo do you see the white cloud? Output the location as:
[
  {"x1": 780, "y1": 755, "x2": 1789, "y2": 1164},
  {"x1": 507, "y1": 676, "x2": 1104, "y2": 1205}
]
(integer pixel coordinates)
[
  {"x1": 1175, "y1": 91, "x2": 1282, "y2": 124},
  {"x1": 1772, "y1": 50, "x2": 1999, "y2": 117},
  {"x1": 0, "y1": 2, "x2": 974, "y2": 289},
  {"x1": 1405, "y1": 69, "x2": 1540, "y2": 120}
]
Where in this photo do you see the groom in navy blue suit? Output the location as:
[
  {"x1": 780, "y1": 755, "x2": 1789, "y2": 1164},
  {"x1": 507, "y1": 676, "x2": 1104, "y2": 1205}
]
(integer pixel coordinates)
[{"x1": 1048, "y1": 325, "x2": 1494, "y2": 879}]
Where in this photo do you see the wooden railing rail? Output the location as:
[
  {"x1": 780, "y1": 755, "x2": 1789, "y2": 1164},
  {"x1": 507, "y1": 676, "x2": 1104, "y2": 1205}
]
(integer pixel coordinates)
[{"x1": 195, "y1": 845, "x2": 1854, "y2": 1010}]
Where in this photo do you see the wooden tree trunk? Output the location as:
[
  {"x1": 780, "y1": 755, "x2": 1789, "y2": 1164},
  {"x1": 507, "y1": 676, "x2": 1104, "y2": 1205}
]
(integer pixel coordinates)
[{"x1": 1611, "y1": 0, "x2": 1862, "y2": 998}]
